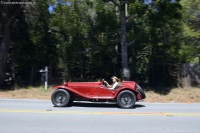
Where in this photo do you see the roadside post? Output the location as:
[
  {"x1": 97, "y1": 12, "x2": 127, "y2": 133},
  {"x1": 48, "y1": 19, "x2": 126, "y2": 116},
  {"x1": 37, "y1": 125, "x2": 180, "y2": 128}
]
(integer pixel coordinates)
[{"x1": 39, "y1": 66, "x2": 48, "y2": 90}]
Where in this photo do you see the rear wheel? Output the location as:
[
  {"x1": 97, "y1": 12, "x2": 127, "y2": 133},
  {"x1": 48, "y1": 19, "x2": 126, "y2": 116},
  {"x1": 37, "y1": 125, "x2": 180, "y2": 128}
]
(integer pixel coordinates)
[
  {"x1": 117, "y1": 90, "x2": 136, "y2": 108},
  {"x1": 51, "y1": 89, "x2": 71, "y2": 107}
]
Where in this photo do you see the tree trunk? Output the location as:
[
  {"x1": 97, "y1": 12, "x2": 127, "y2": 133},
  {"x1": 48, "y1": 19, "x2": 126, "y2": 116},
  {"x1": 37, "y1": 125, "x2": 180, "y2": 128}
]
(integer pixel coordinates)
[
  {"x1": 120, "y1": 0, "x2": 130, "y2": 80},
  {"x1": 0, "y1": 5, "x2": 22, "y2": 87},
  {"x1": 0, "y1": 23, "x2": 11, "y2": 86}
]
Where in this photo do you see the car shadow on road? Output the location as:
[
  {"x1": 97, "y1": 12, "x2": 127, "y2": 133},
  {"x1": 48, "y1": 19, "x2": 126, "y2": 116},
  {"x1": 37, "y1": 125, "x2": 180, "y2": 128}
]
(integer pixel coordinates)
[{"x1": 70, "y1": 102, "x2": 145, "y2": 109}]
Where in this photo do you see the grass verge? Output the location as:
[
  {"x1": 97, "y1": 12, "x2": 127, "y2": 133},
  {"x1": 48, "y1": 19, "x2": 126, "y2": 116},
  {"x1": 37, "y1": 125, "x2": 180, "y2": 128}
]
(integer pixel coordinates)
[{"x1": 0, "y1": 86, "x2": 199, "y2": 103}]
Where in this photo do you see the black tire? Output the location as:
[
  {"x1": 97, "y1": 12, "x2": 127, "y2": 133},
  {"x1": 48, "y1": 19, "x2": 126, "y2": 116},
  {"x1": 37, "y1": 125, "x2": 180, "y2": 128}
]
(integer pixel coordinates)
[
  {"x1": 51, "y1": 89, "x2": 71, "y2": 107},
  {"x1": 117, "y1": 90, "x2": 136, "y2": 109},
  {"x1": 136, "y1": 84, "x2": 146, "y2": 99}
]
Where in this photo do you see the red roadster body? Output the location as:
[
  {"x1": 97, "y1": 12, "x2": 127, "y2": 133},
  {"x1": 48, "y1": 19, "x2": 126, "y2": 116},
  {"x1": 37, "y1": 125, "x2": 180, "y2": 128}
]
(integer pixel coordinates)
[{"x1": 51, "y1": 80, "x2": 146, "y2": 108}]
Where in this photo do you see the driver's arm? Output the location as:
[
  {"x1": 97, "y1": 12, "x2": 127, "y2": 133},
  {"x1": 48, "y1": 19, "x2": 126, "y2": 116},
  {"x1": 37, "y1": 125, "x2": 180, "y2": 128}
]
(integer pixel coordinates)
[
  {"x1": 108, "y1": 82, "x2": 118, "y2": 90},
  {"x1": 104, "y1": 81, "x2": 112, "y2": 88}
]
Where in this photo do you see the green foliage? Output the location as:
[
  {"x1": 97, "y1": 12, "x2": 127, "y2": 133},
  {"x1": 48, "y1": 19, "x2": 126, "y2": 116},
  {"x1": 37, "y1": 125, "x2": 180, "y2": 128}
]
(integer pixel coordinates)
[
  {"x1": 126, "y1": 0, "x2": 183, "y2": 86},
  {"x1": 180, "y1": 0, "x2": 200, "y2": 63},
  {"x1": 1, "y1": 0, "x2": 199, "y2": 88}
]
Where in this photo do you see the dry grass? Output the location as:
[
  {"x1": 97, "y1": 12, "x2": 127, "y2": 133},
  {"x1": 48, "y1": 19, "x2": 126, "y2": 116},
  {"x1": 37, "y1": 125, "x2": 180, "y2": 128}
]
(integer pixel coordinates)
[
  {"x1": 145, "y1": 87, "x2": 200, "y2": 103},
  {"x1": 0, "y1": 86, "x2": 200, "y2": 103},
  {"x1": 0, "y1": 86, "x2": 53, "y2": 100}
]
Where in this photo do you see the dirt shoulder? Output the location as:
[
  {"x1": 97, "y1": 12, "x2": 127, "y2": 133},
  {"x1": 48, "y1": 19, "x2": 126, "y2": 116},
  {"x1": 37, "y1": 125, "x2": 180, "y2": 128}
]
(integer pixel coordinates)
[
  {"x1": 145, "y1": 88, "x2": 200, "y2": 103},
  {"x1": 0, "y1": 87, "x2": 200, "y2": 103}
]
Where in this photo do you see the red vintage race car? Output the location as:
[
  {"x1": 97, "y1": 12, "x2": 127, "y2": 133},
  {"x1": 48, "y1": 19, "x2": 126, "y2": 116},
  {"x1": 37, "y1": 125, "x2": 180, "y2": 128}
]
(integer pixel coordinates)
[{"x1": 51, "y1": 80, "x2": 146, "y2": 108}]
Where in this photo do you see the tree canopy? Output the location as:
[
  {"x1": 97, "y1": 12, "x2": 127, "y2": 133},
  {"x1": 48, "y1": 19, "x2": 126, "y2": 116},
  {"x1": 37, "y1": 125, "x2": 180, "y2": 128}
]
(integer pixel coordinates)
[{"x1": 0, "y1": 0, "x2": 199, "y2": 88}]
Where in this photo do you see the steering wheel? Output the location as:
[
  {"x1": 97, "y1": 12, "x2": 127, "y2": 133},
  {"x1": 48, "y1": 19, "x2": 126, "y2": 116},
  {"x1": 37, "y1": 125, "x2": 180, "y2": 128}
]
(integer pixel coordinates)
[{"x1": 102, "y1": 79, "x2": 108, "y2": 87}]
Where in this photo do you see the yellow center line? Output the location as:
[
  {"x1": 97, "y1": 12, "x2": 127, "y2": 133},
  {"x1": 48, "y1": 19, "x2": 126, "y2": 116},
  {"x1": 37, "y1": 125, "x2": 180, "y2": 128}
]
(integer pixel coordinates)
[{"x1": 0, "y1": 108, "x2": 200, "y2": 116}]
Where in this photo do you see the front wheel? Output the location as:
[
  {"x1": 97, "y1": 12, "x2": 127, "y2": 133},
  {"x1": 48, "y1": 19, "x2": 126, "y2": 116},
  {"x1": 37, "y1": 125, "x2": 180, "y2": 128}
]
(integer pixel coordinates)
[
  {"x1": 51, "y1": 89, "x2": 71, "y2": 107},
  {"x1": 117, "y1": 90, "x2": 136, "y2": 109}
]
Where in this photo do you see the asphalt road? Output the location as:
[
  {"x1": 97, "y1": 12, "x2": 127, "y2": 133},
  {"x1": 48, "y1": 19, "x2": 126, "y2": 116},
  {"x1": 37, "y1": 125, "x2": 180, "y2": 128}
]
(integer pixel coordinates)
[{"x1": 0, "y1": 99, "x2": 200, "y2": 133}]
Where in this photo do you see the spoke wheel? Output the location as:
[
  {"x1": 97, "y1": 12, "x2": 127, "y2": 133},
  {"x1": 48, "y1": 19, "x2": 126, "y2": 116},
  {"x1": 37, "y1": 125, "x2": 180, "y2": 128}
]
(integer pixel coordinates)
[
  {"x1": 51, "y1": 89, "x2": 70, "y2": 107},
  {"x1": 117, "y1": 90, "x2": 136, "y2": 108}
]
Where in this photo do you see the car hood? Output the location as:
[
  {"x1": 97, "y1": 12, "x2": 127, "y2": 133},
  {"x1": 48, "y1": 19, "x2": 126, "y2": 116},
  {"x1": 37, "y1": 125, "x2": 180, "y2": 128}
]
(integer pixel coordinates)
[{"x1": 64, "y1": 82, "x2": 101, "y2": 87}]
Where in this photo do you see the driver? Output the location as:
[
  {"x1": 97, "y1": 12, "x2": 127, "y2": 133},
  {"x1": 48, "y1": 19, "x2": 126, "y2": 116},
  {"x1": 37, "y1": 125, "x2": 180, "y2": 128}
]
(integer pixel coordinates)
[{"x1": 104, "y1": 76, "x2": 120, "y2": 90}]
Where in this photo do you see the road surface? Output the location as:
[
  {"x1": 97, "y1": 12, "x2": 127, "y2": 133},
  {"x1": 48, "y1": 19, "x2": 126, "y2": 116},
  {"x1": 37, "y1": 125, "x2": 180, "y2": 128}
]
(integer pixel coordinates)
[{"x1": 0, "y1": 98, "x2": 200, "y2": 133}]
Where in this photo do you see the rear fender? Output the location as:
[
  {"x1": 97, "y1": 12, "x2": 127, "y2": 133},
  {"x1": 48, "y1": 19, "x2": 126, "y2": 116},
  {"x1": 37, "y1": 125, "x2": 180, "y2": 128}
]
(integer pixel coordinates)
[{"x1": 114, "y1": 87, "x2": 141, "y2": 100}]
